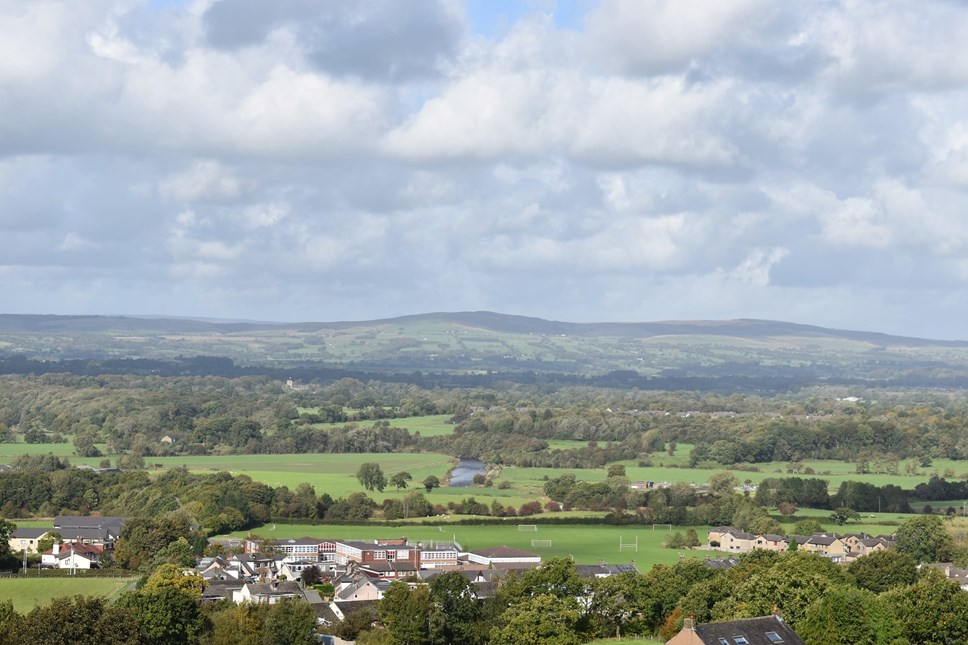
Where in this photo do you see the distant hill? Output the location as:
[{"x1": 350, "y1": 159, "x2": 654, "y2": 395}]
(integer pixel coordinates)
[
  {"x1": 2, "y1": 311, "x2": 968, "y2": 390},
  {"x1": 1, "y1": 311, "x2": 963, "y2": 347}
]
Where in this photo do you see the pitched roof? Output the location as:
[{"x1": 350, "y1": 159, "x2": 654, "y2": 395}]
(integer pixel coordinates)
[
  {"x1": 11, "y1": 527, "x2": 50, "y2": 539},
  {"x1": 471, "y1": 546, "x2": 539, "y2": 558},
  {"x1": 693, "y1": 615, "x2": 806, "y2": 645}
]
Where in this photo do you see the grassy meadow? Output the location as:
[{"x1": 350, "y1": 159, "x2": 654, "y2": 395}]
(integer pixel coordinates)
[
  {"x1": 296, "y1": 413, "x2": 457, "y2": 438},
  {"x1": 0, "y1": 577, "x2": 135, "y2": 613}
]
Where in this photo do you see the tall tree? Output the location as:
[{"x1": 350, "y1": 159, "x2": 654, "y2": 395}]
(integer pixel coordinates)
[
  {"x1": 379, "y1": 582, "x2": 430, "y2": 645},
  {"x1": 894, "y1": 515, "x2": 955, "y2": 563},
  {"x1": 390, "y1": 471, "x2": 413, "y2": 491},
  {"x1": 797, "y1": 585, "x2": 904, "y2": 645},
  {"x1": 356, "y1": 463, "x2": 386, "y2": 492}
]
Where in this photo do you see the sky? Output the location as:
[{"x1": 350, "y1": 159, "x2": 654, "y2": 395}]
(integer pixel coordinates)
[{"x1": 2, "y1": 0, "x2": 968, "y2": 339}]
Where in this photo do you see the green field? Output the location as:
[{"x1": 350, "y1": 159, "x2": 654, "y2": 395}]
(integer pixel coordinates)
[
  {"x1": 0, "y1": 577, "x2": 135, "y2": 613},
  {"x1": 305, "y1": 414, "x2": 456, "y2": 438},
  {"x1": 135, "y1": 453, "x2": 456, "y2": 497},
  {"x1": 228, "y1": 522, "x2": 714, "y2": 567}
]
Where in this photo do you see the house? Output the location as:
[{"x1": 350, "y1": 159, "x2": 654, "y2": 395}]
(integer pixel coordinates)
[
  {"x1": 576, "y1": 562, "x2": 639, "y2": 579},
  {"x1": 926, "y1": 563, "x2": 968, "y2": 591},
  {"x1": 801, "y1": 534, "x2": 847, "y2": 560},
  {"x1": 466, "y1": 546, "x2": 541, "y2": 566},
  {"x1": 667, "y1": 615, "x2": 807, "y2": 645},
  {"x1": 53, "y1": 515, "x2": 126, "y2": 548},
  {"x1": 41, "y1": 542, "x2": 103, "y2": 569},
  {"x1": 233, "y1": 581, "x2": 304, "y2": 605},
  {"x1": 852, "y1": 536, "x2": 894, "y2": 557},
  {"x1": 758, "y1": 534, "x2": 789, "y2": 552},
  {"x1": 709, "y1": 528, "x2": 757, "y2": 553},
  {"x1": 335, "y1": 576, "x2": 392, "y2": 602},
  {"x1": 8, "y1": 527, "x2": 51, "y2": 554}
]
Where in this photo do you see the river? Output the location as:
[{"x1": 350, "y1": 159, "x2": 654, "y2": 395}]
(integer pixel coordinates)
[{"x1": 448, "y1": 458, "x2": 485, "y2": 487}]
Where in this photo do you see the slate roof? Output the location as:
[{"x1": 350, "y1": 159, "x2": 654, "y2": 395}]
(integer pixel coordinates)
[
  {"x1": 575, "y1": 563, "x2": 638, "y2": 579},
  {"x1": 693, "y1": 615, "x2": 806, "y2": 645},
  {"x1": 54, "y1": 515, "x2": 126, "y2": 531},
  {"x1": 12, "y1": 527, "x2": 50, "y2": 539},
  {"x1": 704, "y1": 557, "x2": 740, "y2": 570}
]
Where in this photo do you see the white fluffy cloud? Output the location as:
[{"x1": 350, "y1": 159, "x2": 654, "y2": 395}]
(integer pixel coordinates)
[{"x1": 1, "y1": 0, "x2": 968, "y2": 339}]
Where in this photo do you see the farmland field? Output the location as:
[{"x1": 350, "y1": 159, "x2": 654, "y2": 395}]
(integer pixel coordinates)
[
  {"x1": 227, "y1": 522, "x2": 716, "y2": 567},
  {"x1": 136, "y1": 453, "x2": 457, "y2": 498},
  {"x1": 0, "y1": 577, "x2": 135, "y2": 613},
  {"x1": 306, "y1": 414, "x2": 456, "y2": 437}
]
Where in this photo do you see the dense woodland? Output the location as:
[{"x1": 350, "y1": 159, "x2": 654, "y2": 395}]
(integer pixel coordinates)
[{"x1": 4, "y1": 373, "x2": 968, "y2": 466}]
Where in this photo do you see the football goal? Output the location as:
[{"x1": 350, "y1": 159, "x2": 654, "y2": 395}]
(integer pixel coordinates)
[
  {"x1": 619, "y1": 536, "x2": 639, "y2": 552},
  {"x1": 531, "y1": 539, "x2": 552, "y2": 548},
  {"x1": 517, "y1": 524, "x2": 538, "y2": 531}
]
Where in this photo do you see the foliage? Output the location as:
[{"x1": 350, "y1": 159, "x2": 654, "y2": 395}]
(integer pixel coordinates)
[
  {"x1": 894, "y1": 515, "x2": 955, "y2": 563},
  {"x1": 356, "y1": 463, "x2": 387, "y2": 492},
  {"x1": 390, "y1": 471, "x2": 412, "y2": 491},
  {"x1": 143, "y1": 563, "x2": 205, "y2": 598},
  {"x1": 797, "y1": 585, "x2": 904, "y2": 645},
  {"x1": 115, "y1": 586, "x2": 206, "y2": 645},
  {"x1": 489, "y1": 594, "x2": 582, "y2": 645},
  {"x1": 422, "y1": 475, "x2": 440, "y2": 493},
  {"x1": 0, "y1": 595, "x2": 141, "y2": 645},
  {"x1": 260, "y1": 598, "x2": 319, "y2": 645},
  {"x1": 884, "y1": 568, "x2": 968, "y2": 644},
  {"x1": 829, "y1": 507, "x2": 862, "y2": 525},
  {"x1": 379, "y1": 581, "x2": 431, "y2": 645},
  {"x1": 847, "y1": 549, "x2": 918, "y2": 593}
]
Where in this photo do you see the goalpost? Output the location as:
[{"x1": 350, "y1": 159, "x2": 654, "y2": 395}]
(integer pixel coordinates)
[
  {"x1": 619, "y1": 536, "x2": 638, "y2": 552},
  {"x1": 531, "y1": 539, "x2": 552, "y2": 548},
  {"x1": 517, "y1": 524, "x2": 538, "y2": 532}
]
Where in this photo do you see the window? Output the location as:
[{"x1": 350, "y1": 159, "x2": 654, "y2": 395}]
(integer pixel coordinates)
[
  {"x1": 718, "y1": 639, "x2": 729, "y2": 645},
  {"x1": 766, "y1": 632, "x2": 784, "y2": 643},
  {"x1": 733, "y1": 637, "x2": 749, "y2": 645}
]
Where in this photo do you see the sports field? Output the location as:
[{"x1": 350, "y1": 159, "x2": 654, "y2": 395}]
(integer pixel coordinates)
[
  {"x1": 0, "y1": 577, "x2": 135, "y2": 613},
  {"x1": 227, "y1": 522, "x2": 713, "y2": 567}
]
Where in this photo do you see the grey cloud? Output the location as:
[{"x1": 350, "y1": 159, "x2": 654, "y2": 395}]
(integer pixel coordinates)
[{"x1": 203, "y1": 0, "x2": 464, "y2": 80}]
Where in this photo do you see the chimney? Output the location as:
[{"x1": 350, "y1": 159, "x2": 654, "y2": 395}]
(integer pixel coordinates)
[
  {"x1": 53, "y1": 542, "x2": 60, "y2": 555},
  {"x1": 684, "y1": 614, "x2": 695, "y2": 630}
]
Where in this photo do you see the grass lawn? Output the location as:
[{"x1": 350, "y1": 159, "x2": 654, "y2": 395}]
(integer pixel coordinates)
[
  {"x1": 227, "y1": 522, "x2": 712, "y2": 567},
  {"x1": 0, "y1": 577, "x2": 135, "y2": 613}
]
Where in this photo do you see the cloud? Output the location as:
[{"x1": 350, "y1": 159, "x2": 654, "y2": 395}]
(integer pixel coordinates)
[
  {"x1": 202, "y1": 0, "x2": 464, "y2": 80},
  {"x1": 1, "y1": 0, "x2": 968, "y2": 338}
]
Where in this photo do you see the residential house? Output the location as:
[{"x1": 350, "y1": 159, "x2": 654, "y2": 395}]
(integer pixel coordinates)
[
  {"x1": 667, "y1": 614, "x2": 807, "y2": 645},
  {"x1": 41, "y1": 542, "x2": 103, "y2": 569},
  {"x1": 53, "y1": 515, "x2": 126, "y2": 548},
  {"x1": 576, "y1": 562, "x2": 639, "y2": 579},
  {"x1": 801, "y1": 534, "x2": 847, "y2": 560},
  {"x1": 8, "y1": 527, "x2": 51, "y2": 554},
  {"x1": 233, "y1": 581, "x2": 303, "y2": 605},
  {"x1": 926, "y1": 563, "x2": 968, "y2": 591}
]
